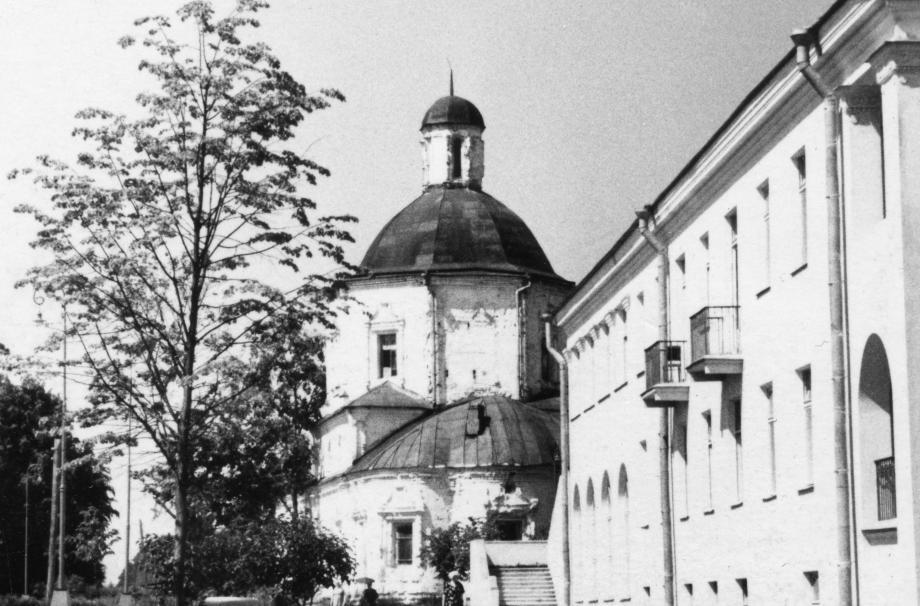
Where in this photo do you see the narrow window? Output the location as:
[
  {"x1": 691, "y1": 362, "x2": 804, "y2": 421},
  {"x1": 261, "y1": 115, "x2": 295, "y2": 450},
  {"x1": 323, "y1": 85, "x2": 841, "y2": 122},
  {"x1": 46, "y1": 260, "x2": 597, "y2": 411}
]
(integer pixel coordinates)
[
  {"x1": 674, "y1": 407, "x2": 689, "y2": 519},
  {"x1": 620, "y1": 310, "x2": 628, "y2": 386},
  {"x1": 793, "y1": 150, "x2": 808, "y2": 266},
  {"x1": 676, "y1": 254, "x2": 687, "y2": 291},
  {"x1": 378, "y1": 332, "x2": 397, "y2": 378},
  {"x1": 732, "y1": 399, "x2": 743, "y2": 503},
  {"x1": 683, "y1": 583, "x2": 694, "y2": 605},
  {"x1": 804, "y1": 571, "x2": 819, "y2": 605},
  {"x1": 451, "y1": 137, "x2": 463, "y2": 179},
  {"x1": 737, "y1": 578, "x2": 749, "y2": 606},
  {"x1": 703, "y1": 410, "x2": 713, "y2": 511},
  {"x1": 394, "y1": 522, "x2": 413, "y2": 565},
  {"x1": 726, "y1": 209, "x2": 739, "y2": 306},
  {"x1": 800, "y1": 366, "x2": 814, "y2": 488},
  {"x1": 758, "y1": 180, "x2": 771, "y2": 290},
  {"x1": 700, "y1": 232, "x2": 711, "y2": 305},
  {"x1": 708, "y1": 581, "x2": 718, "y2": 600},
  {"x1": 764, "y1": 382, "x2": 777, "y2": 496}
]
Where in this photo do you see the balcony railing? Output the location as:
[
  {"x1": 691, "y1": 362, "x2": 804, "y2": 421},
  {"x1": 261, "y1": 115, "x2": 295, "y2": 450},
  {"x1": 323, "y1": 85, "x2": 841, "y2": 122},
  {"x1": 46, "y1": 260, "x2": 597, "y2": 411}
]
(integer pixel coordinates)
[
  {"x1": 644, "y1": 340, "x2": 685, "y2": 392},
  {"x1": 876, "y1": 456, "x2": 896, "y2": 521},
  {"x1": 690, "y1": 305, "x2": 740, "y2": 364}
]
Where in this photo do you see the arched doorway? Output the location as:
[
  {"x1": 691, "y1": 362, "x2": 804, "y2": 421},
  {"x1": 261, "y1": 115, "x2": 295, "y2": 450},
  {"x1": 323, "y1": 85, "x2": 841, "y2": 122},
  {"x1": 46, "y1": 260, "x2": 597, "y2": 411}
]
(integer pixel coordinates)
[{"x1": 858, "y1": 334, "x2": 895, "y2": 522}]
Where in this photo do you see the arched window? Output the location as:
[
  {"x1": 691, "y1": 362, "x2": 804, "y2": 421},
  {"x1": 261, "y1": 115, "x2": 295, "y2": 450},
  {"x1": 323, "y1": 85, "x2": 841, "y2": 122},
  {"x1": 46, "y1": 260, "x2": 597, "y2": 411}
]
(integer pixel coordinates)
[
  {"x1": 858, "y1": 335, "x2": 896, "y2": 522},
  {"x1": 586, "y1": 478, "x2": 597, "y2": 600},
  {"x1": 617, "y1": 464, "x2": 631, "y2": 599},
  {"x1": 601, "y1": 471, "x2": 614, "y2": 600}
]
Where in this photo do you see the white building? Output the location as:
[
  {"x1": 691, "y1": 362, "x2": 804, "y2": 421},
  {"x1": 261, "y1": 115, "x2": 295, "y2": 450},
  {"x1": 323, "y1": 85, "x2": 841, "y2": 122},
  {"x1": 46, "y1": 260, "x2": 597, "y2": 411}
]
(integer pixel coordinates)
[
  {"x1": 309, "y1": 91, "x2": 572, "y2": 605},
  {"x1": 549, "y1": 1, "x2": 920, "y2": 605}
]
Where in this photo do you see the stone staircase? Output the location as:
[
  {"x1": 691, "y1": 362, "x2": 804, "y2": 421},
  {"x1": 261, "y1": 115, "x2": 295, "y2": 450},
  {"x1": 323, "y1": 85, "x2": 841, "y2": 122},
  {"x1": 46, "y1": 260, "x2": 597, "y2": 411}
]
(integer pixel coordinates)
[{"x1": 494, "y1": 565, "x2": 556, "y2": 606}]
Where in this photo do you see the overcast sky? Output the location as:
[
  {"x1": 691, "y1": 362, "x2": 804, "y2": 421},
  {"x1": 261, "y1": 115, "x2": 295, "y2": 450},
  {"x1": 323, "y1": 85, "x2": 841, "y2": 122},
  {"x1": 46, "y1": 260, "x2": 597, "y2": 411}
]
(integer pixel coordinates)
[{"x1": 0, "y1": 0, "x2": 831, "y2": 585}]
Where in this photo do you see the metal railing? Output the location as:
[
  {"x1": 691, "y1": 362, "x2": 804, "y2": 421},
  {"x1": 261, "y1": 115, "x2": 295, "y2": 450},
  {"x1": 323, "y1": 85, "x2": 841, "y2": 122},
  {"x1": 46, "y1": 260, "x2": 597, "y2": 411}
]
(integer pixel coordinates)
[
  {"x1": 876, "y1": 456, "x2": 896, "y2": 521},
  {"x1": 690, "y1": 305, "x2": 741, "y2": 363},
  {"x1": 644, "y1": 340, "x2": 685, "y2": 391}
]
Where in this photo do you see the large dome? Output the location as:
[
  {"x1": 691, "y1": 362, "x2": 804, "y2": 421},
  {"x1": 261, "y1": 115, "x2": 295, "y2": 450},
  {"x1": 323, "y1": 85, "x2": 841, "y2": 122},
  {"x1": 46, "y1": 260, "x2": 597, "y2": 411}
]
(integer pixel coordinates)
[
  {"x1": 361, "y1": 186, "x2": 561, "y2": 279},
  {"x1": 421, "y1": 95, "x2": 485, "y2": 129},
  {"x1": 348, "y1": 395, "x2": 559, "y2": 472}
]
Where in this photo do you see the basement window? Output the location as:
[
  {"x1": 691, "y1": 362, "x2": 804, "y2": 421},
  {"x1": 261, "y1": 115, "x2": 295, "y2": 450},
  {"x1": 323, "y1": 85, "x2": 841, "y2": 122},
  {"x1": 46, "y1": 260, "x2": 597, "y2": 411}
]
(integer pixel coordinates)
[{"x1": 378, "y1": 332, "x2": 398, "y2": 378}]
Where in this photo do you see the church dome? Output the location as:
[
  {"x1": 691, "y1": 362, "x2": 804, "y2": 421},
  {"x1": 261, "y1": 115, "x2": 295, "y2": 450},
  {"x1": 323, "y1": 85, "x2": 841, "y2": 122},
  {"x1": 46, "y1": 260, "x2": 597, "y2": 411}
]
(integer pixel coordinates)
[
  {"x1": 361, "y1": 186, "x2": 562, "y2": 279},
  {"x1": 348, "y1": 395, "x2": 559, "y2": 472},
  {"x1": 421, "y1": 95, "x2": 485, "y2": 129}
]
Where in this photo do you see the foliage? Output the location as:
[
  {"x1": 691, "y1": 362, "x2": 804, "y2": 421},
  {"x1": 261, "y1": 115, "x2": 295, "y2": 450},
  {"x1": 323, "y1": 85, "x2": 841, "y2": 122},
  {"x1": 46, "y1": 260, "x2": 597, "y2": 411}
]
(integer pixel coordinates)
[
  {"x1": 138, "y1": 327, "x2": 326, "y2": 529},
  {"x1": 0, "y1": 377, "x2": 116, "y2": 594},
  {"x1": 420, "y1": 512, "x2": 500, "y2": 582},
  {"x1": 135, "y1": 517, "x2": 354, "y2": 605},
  {"x1": 10, "y1": 2, "x2": 353, "y2": 604}
]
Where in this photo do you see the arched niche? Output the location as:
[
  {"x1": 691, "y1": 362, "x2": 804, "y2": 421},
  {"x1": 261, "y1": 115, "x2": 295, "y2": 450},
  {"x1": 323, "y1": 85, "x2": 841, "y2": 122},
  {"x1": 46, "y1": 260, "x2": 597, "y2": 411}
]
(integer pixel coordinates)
[{"x1": 858, "y1": 334, "x2": 896, "y2": 523}]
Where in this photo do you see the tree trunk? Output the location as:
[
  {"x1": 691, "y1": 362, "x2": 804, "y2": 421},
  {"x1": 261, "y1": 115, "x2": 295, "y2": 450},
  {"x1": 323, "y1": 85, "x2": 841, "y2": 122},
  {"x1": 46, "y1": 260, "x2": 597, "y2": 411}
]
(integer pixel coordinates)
[{"x1": 174, "y1": 448, "x2": 189, "y2": 606}]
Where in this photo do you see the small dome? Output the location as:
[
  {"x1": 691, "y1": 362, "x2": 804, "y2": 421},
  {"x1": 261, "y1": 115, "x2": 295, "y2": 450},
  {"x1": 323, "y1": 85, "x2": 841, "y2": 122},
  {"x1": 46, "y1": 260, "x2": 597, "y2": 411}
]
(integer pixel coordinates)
[
  {"x1": 361, "y1": 186, "x2": 562, "y2": 279},
  {"x1": 349, "y1": 396, "x2": 559, "y2": 472},
  {"x1": 421, "y1": 95, "x2": 485, "y2": 130}
]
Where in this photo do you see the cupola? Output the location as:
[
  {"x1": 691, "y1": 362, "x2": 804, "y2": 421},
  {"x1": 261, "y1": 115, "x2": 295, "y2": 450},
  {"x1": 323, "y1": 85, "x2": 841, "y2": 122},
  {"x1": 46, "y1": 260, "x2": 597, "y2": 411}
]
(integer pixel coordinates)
[{"x1": 420, "y1": 75, "x2": 485, "y2": 190}]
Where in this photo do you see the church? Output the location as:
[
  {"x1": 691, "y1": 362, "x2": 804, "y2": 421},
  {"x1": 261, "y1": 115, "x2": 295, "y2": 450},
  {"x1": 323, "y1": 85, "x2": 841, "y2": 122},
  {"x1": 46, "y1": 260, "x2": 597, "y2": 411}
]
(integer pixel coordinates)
[{"x1": 307, "y1": 90, "x2": 572, "y2": 605}]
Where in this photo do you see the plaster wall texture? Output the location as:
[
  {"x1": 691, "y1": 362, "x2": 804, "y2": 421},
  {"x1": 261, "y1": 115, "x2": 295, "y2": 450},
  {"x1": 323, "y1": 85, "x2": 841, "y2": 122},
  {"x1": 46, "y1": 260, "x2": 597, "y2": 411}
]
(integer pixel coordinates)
[
  {"x1": 324, "y1": 275, "x2": 567, "y2": 417},
  {"x1": 311, "y1": 467, "x2": 557, "y2": 603},
  {"x1": 553, "y1": 6, "x2": 920, "y2": 604}
]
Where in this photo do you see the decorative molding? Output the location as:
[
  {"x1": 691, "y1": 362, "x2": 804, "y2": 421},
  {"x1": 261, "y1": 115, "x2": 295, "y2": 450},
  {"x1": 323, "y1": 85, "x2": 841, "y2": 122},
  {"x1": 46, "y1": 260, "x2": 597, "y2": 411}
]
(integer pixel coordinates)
[{"x1": 871, "y1": 41, "x2": 920, "y2": 86}]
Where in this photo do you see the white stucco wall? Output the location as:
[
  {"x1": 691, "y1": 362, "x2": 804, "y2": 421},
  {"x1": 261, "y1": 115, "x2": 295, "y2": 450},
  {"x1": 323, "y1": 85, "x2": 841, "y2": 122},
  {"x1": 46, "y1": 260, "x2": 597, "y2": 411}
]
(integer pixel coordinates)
[{"x1": 552, "y1": 7, "x2": 920, "y2": 605}]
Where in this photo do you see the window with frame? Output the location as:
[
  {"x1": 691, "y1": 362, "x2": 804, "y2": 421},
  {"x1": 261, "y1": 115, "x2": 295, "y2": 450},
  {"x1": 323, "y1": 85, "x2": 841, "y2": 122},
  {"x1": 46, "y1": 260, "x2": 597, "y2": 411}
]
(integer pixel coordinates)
[
  {"x1": 377, "y1": 332, "x2": 398, "y2": 378},
  {"x1": 731, "y1": 399, "x2": 743, "y2": 503},
  {"x1": 800, "y1": 366, "x2": 814, "y2": 488},
  {"x1": 763, "y1": 382, "x2": 777, "y2": 497},
  {"x1": 793, "y1": 150, "x2": 808, "y2": 267},
  {"x1": 673, "y1": 406, "x2": 689, "y2": 519},
  {"x1": 393, "y1": 521, "x2": 413, "y2": 565},
  {"x1": 703, "y1": 410, "x2": 713, "y2": 511},
  {"x1": 757, "y1": 180, "x2": 771, "y2": 290}
]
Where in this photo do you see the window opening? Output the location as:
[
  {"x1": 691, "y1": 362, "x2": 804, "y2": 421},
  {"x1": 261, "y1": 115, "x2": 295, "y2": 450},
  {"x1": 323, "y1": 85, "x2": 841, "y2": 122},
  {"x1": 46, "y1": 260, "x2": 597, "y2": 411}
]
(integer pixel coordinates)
[
  {"x1": 800, "y1": 367, "x2": 814, "y2": 487},
  {"x1": 726, "y1": 209, "x2": 739, "y2": 307},
  {"x1": 737, "y1": 578, "x2": 748, "y2": 606},
  {"x1": 804, "y1": 571, "x2": 819, "y2": 605},
  {"x1": 378, "y1": 332, "x2": 397, "y2": 378},
  {"x1": 758, "y1": 180, "x2": 771, "y2": 288},
  {"x1": 703, "y1": 410, "x2": 713, "y2": 510},
  {"x1": 451, "y1": 137, "x2": 463, "y2": 179},
  {"x1": 732, "y1": 399, "x2": 743, "y2": 502},
  {"x1": 793, "y1": 150, "x2": 808, "y2": 266},
  {"x1": 394, "y1": 522, "x2": 413, "y2": 565},
  {"x1": 764, "y1": 382, "x2": 776, "y2": 496}
]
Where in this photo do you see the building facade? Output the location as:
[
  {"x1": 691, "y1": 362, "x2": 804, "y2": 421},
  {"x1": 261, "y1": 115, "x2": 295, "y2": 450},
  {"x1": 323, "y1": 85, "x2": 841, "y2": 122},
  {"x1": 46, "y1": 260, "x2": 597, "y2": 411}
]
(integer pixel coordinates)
[
  {"x1": 551, "y1": 1, "x2": 920, "y2": 605},
  {"x1": 310, "y1": 92, "x2": 572, "y2": 605}
]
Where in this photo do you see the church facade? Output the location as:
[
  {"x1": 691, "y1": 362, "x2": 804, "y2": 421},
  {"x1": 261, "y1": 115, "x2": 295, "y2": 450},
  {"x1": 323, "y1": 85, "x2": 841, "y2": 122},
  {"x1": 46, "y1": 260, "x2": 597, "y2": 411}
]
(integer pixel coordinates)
[
  {"x1": 309, "y1": 93, "x2": 572, "y2": 605},
  {"x1": 549, "y1": 1, "x2": 920, "y2": 605}
]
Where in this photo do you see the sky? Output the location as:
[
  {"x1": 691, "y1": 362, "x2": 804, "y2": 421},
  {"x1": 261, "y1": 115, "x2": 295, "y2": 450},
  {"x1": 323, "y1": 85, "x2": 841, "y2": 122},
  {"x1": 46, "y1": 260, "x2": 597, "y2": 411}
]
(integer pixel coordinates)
[{"x1": 0, "y1": 0, "x2": 832, "y2": 586}]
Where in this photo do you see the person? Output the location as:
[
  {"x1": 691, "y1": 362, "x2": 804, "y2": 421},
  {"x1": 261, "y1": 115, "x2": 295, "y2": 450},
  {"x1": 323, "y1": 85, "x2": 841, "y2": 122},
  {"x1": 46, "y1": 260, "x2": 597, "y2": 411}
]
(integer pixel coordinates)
[
  {"x1": 443, "y1": 571, "x2": 465, "y2": 606},
  {"x1": 361, "y1": 579, "x2": 378, "y2": 606}
]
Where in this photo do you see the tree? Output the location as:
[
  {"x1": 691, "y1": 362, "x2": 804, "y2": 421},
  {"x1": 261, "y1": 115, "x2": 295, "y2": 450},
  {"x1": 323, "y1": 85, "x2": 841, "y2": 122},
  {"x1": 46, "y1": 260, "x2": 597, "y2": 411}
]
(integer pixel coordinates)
[
  {"x1": 10, "y1": 3, "x2": 354, "y2": 605},
  {"x1": 420, "y1": 513, "x2": 500, "y2": 582},
  {"x1": 135, "y1": 518, "x2": 353, "y2": 605},
  {"x1": 0, "y1": 377, "x2": 116, "y2": 594}
]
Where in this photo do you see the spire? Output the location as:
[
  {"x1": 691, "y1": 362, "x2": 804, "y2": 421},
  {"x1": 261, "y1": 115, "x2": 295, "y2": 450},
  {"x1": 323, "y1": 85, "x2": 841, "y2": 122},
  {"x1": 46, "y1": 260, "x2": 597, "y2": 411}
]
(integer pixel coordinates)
[{"x1": 449, "y1": 69, "x2": 454, "y2": 96}]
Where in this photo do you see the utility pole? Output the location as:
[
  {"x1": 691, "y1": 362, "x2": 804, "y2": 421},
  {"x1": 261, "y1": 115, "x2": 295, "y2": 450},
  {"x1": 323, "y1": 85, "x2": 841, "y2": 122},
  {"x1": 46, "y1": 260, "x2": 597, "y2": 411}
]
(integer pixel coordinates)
[
  {"x1": 23, "y1": 479, "x2": 29, "y2": 596},
  {"x1": 45, "y1": 438, "x2": 60, "y2": 604},
  {"x1": 57, "y1": 306, "x2": 67, "y2": 592}
]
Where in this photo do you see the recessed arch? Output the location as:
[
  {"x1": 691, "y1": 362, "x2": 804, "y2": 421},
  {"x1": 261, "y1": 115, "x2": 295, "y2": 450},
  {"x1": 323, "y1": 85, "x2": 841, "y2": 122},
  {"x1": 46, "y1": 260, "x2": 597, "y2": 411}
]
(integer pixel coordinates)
[{"x1": 858, "y1": 334, "x2": 896, "y2": 522}]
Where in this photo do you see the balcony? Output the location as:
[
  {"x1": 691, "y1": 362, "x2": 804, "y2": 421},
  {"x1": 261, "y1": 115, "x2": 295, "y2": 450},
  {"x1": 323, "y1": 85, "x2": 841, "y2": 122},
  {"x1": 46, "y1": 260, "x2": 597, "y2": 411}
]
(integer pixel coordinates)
[
  {"x1": 876, "y1": 456, "x2": 896, "y2": 522},
  {"x1": 641, "y1": 340, "x2": 689, "y2": 407},
  {"x1": 686, "y1": 305, "x2": 743, "y2": 378}
]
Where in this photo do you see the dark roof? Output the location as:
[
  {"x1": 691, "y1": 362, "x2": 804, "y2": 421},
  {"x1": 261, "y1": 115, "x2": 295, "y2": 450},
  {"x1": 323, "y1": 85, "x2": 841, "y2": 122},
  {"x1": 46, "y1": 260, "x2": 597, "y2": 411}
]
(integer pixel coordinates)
[
  {"x1": 348, "y1": 395, "x2": 559, "y2": 472},
  {"x1": 421, "y1": 95, "x2": 485, "y2": 130},
  {"x1": 347, "y1": 382, "x2": 430, "y2": 410},
  {"x1": 361, "y1": 186, "x2": 564, "y2": 280}
]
